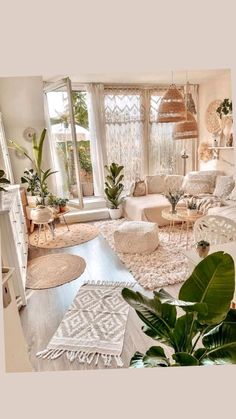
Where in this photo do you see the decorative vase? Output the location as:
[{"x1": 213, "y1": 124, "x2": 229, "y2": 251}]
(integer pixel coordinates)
[
  {"x1": 109, "y1": 207, "x2": 123, "y2": 220},
  {"x1": 31, "y1": 205, "x2": 54, "y2": 223},
  {"x1": 196, "y1": 243, "x2": 210, "y2": 258}
]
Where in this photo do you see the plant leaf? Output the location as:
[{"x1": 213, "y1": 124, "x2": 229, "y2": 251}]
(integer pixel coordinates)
[
  {"x1": 130, "y1": 347, "x2": 169, "y2": 368},
  {"x1": 172, "y1": 352, "x2": 199, "y2": 366},
  {"x1": 122, "y1": 288, "x2": 176, "y2": 349},
  {"x1": 179, "y1": 252, "x2": 235, "y2": 325},
  {"x1": 154, "y1": 289, "x2": 208, "y2": 315}
]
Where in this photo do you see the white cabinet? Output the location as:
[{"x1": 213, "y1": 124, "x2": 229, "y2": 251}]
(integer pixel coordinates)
[{"x1": 0, "y1": 185, "x2": 28, "y2": 306}]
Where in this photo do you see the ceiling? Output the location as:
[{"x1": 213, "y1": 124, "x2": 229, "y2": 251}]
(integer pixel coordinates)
[{"x1": 43, "y1": 69, "x2": 230, "y2": 85}]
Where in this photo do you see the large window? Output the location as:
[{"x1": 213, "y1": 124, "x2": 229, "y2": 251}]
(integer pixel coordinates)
[{"x1": 46, "y1": 86, "x2": 94, "y2": 200}]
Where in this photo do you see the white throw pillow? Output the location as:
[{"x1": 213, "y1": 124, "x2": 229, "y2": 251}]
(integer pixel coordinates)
[
  {"x1": 164, "y1": 175, "x2": 184, "y2": 193},
  {"x1": 182, "y1": 170, "x2": 222, "y2": 193},
  {"x1": 213, "y1": 176, "x2": 235, "y2": 198},
  {"x1": 228, "y1": 184, "x2": 236, "y2": 201},
  {"x1": 145, "y1": 174, "x2": 166, "y2": 194},
  {"x1": 183, "y1": 178, "x2": 215, "y2": 195}
]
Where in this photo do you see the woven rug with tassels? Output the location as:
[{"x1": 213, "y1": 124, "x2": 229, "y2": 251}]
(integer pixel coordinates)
[{"x1": 36, "y1": 282, "x2": 133, "y2": 368}]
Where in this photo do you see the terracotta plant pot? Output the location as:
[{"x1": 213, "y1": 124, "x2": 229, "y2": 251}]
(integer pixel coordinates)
[
  {"x1": 60, "y1": 205, "x2": 68, "y2": 213},
  {"x1": 82, "y1": 182, "x2": 94, "y2": 197}
]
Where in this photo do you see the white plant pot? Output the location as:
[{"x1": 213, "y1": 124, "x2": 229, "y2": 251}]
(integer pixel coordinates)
[
  {"x1": 31, "y1": 206, "x2": 54, "y2": 223},
  {"x1": 109, "y1": 207, "x2": 123, "y2": 220},
  {"x1": 27, "y1": 195, "x2": 40, "y2": 207},
  {"x1": 187, "y1": 208, "x2": 198, "y2": 216}
]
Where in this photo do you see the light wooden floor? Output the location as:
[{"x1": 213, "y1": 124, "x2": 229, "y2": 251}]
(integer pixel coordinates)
[{"x1": 20, "y1": 225, "x2": 182, "y2": 372}]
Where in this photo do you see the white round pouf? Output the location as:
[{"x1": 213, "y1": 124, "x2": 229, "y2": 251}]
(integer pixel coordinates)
[{"x1": 114, "y1": 221, "x2": 159, "y2": 254}]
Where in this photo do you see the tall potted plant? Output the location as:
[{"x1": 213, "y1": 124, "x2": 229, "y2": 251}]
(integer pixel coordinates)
[
  {"x1": 78, "y1": 142, "x2": 94, "y2": 196},
  {"x1": 104, "y1": 163, "x2": 124, "y2": 220},
  {"x1": 122, "y1": 251, "x2": 236, "y2": 367},
  {"x1": 9, "y1": 128, "x2": 57, "y2": 205}
]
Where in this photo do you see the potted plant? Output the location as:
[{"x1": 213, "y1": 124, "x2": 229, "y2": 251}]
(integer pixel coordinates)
[
  {"x1": 9, "y1": 128, "x2": 57, "y2": 205},
  {"x1": 78, "y1": 142, "x2": 94, "y2": 197},
  {"x1": 0, "y1": 169, "x2": 10, "y2": 203},
  {"x1": 104, "y1": 162, "x2": 124, "y2": 220},
  {"x1": 165, "y1": 190, "x2": 184, "y2": 214},
  {"x1": 122, "y1": 251, "x2": 236, "y2": 367},
  {"x1": 57, "y1": 197, "x2": 69, "y2": 213},
  {"x1": 21, "y1": 168, "x2": 40, "y2": 207},
  {"x1": 186, "y1": 196, "x2": 199, "y2": 216},
  {"x1": 196, "y1": 240, "x2": 210, "y2": 258},
  {"x1": 216, "y1": 98, "x2": 232, "y2": 119},
  {"x1": 47, "y1": 193, "x2": 60, "y2": 214}
]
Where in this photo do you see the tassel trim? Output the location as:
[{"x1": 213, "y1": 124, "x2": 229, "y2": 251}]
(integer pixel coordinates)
[
  {"x1": 83, "y1": 280, "x2": 136, "y2": 288},
  {"x1": 36, "y1": 349, "x2": 124, "y2": 367}
]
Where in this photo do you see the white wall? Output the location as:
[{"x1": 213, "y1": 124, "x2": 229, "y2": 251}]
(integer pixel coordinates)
[
  {"x1": 0, "y1": 76, "x2": 51, "y2": 184},
  {"x1": 198, "y1": 70, "x2": 235, "y2": 176}
]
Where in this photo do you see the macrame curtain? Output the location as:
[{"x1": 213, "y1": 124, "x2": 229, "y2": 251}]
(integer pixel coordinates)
[
  {"x1": 148, "y1": 85, "x2": 198, "y2": 175},
  {"x1": 103, "y1": 85, "x2": 198, "y2": 186},
  {"x1": 104, "y1": 89, "x2": 145, "y2": 191}
]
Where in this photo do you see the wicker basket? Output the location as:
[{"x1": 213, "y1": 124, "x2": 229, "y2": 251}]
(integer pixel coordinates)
[
  {"x1": 173, "y1": 111, "x2": 198, "y2": 140},
  {"x1": 157, "y1": 84, "x2": 186, "y2": 123}
]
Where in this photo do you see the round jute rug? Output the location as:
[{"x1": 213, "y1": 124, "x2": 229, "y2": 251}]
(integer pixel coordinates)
[
  {"x1": 29, "y1": 223, "x2": 99, "y2": 249},
  {"x1": 26, "y1": 253, "x2": 86, "y2": 289}
]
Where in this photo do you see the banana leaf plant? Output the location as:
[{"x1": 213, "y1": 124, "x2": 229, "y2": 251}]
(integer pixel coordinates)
[
  {"x1": 122, "y1": 251, "x2": 236, "y2": 367},
  {"x1": 9, "y1": 129, "x2": 57, "y2": 205},
  {"x1": 104, "y1": 162, "x2": 124, "y2": 209}
]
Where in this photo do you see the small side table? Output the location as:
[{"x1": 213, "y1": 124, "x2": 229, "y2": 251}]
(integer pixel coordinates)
[{"x1": 33, "y1": 218, "x2": 55, "y2": 245}]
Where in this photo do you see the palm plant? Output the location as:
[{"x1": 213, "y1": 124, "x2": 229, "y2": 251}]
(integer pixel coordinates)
[
  {"x1": 9, "y1": 128, "x2": 57, "y2": 205},
  {"x1": 104, "y1": 163, "x2": 124, "y2": 209},
  {"x1": 50, "y1": 91, "x2": 89, "y2": 129},
  {"x1": 122, "y1": 251, "x2": 236, "y2": 367},
  {"x1": 0, "y1": 169, "x2": 10, "y2": 191}
]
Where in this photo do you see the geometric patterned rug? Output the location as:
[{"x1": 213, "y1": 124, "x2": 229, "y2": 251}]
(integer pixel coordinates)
[{"x1": 36, "y1": 282, "x2": 131, "y2": 368}]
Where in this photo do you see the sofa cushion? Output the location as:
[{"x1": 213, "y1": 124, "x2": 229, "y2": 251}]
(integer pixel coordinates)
[
  {"x1": 213, "y1": 175, "x2": 235, "y2": 198},
  {"x1": 145, "y1": 174, "x2": 166, "y2": 194},
  {"x1": 164, "y1": 175, "x2": 184, "y2": 193},
  {"x1": 183, "y1": 176, "x2": 216, "y2": 195},
  {"x1": 228, "y1": 184, "x2": 236, "y2": 201},
  {"x1": 182, "y1": 170, "x2": 222, "y2": 194}
]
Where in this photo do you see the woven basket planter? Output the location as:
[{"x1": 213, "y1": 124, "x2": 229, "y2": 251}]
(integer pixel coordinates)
[
  {"x1": 157, "y1": 84, "x2": 186, "y2": 123},
  {"x1": 173, "y1": 111, "x2": 198, "y2": 140}
]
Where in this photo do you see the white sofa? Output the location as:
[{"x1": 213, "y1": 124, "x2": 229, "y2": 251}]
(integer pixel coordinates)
[{"x1": 123, "y1": 171, "x2": 236, "y2": 226}]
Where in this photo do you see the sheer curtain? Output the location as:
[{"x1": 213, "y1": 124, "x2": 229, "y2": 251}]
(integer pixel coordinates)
[
  {"x1": 87, "y1": 83, "x2": 107, "y2": 196},
  {"x1": 104, "y1": 89, "x2": 145, "y2": 191},
  {"x1": 148, "y1": 86, "x2": 198, "y2": 175}
]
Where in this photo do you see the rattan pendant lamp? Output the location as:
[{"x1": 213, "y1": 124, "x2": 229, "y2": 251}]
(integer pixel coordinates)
[
  {"x1": 157, "y1": 71, "x2": 187, "y2": 123},
  {"x1": 173, "y1": 73, "x2": 198, "y2": 140}
]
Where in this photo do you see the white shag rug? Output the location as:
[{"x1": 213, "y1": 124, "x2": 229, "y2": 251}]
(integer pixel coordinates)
[{"x1": 96, "y1": 219, "x2": 194, "y2": 291}]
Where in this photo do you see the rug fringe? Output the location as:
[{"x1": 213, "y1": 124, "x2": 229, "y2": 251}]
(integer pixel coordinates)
[
  {"x1": 36, "y1": 349, "x2": 124, "y2": 367},
  {"x1": 83, "y1": 280, "x2": 136, "y2": 288}
]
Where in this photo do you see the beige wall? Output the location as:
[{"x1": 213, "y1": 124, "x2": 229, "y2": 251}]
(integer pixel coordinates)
[
  {"x1": 198, "y1": 70, "x2": 235, "y2": 176},
  {"x1": 0, "y1": 76, "x2": 51, "y2": 184}
]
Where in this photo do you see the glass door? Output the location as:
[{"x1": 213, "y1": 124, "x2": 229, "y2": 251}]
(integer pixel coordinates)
[{"x1": 44, "y1": 77, "x2": 84, "y2": 208}]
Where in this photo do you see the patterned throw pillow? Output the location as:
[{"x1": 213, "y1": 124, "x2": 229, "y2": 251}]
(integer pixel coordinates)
[
  {"x1": 213, "y1": 176, "x2": 235, "y2": 199},
  {"x1": 228, "y1": 184, "x2": 236, "y2": 201},
  {"x1": 164, "y1": 175, "x2": 184, "y2": 193},
  {"x1": 145, "y1": 174, "x2": 166, "y2": 194},
  {"x1": 183, "y1": 177, "x2": 216, "y2": 195},
  {"x1": 182, "y1": 171, "x2": 220, "y2": 194}
]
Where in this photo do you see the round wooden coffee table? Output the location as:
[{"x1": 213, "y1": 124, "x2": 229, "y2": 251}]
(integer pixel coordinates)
[{"x1": 161, "y1": 208, "x2": 203, "y2": 249}]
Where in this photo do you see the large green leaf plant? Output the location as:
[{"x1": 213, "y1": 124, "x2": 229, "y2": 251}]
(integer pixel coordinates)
[
  {"x1": 104, "y1": 162, "x2": 124, "y2": 209},
  {"x1": 9, "y1": 128, "x2": 57, "y2": 205},
  {"x1": 122, "y1": 251, "x2": 236, "y2": 367}
]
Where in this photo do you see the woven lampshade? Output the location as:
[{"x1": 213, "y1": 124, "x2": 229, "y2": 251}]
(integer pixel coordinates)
[
  {"x1": 157, "y1": 84, "x2": 187, "y2": 123},
  {"x1": 173, "y1": 111, "x2": 198, "y2": 140}
]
